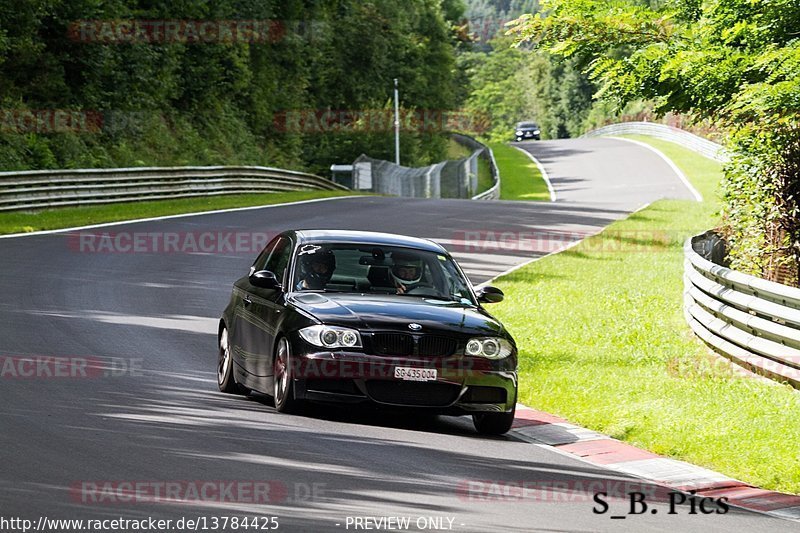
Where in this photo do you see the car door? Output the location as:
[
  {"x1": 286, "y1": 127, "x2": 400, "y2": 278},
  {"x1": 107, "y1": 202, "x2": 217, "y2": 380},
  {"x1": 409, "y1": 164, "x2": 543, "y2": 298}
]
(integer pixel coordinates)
[{"x1": 232, "y1": 235, "x2": 293, "y2": 379}]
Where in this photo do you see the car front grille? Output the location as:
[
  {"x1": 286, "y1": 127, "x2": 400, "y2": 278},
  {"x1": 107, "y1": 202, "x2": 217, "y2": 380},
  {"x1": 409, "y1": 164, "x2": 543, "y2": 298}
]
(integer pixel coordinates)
[
  {"x1": 371, "y1": 333, "x2": 414, "y2": 356},
  {"x1": 365, "y1": 380, "x2": 461, "y2": 406},
  {"x1": 419, "y1": 335, "x2": 457, "y2": 357},
  {"x1": 370, "y1": 333, "x2": 457, "y2": 357}
]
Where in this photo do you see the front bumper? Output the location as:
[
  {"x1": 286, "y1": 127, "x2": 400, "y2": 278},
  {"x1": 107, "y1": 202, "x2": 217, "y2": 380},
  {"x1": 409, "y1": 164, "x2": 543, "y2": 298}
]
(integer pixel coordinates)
[{"x1": 288, "y1": 343, "x2": 517, "y2": 413}]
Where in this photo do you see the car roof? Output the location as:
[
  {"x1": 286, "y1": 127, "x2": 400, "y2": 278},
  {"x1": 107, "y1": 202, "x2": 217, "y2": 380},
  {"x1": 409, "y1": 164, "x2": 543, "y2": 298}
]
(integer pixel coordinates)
[
  {"x1": 293, "y1": 230, "x2": 447, "y2": 254},
  {"x1": 517, "y1": 121, "x2": 538, "y2": 127}
]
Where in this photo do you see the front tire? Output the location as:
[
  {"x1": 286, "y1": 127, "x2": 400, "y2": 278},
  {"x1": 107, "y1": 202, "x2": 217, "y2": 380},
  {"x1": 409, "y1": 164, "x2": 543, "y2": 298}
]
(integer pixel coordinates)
[
  {"x1": 472, "y1": 406, "x2": 515, "y2": 435},
  {"x1": 218, "y1": 327, "x2": 249, "y2": 395},
  {"x1": 273, "y1": 337, "x2": 302, "y2": 413}
]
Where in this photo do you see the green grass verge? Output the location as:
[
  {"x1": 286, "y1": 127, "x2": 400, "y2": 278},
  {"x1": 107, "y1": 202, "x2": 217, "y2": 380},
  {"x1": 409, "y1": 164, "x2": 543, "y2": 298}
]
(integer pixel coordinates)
[
  {"x1": 446, "y1": 138, "x2": 474, "y2": 160},
  {"x1": 489, "y1": 142, "x2": 550, "y2": 201},
  {"x1": 476, "y1": 156, "x2": 495, "y2": 196},
  {"x1": 490, "y1": 136, "x2": 800, "y2": 494},
  {"x1": 0, "y1": 190, "x2": 358, "y2": 235}
]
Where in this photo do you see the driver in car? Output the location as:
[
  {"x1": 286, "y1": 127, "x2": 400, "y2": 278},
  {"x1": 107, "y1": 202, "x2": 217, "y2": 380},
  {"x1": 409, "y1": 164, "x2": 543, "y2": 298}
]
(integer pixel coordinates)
[
  {"x1": 296, "y1": 248, "x2": 335, "y2": 290},
  {"x1": 390, "y1": 252, "x2": 427, "y2": 294}
]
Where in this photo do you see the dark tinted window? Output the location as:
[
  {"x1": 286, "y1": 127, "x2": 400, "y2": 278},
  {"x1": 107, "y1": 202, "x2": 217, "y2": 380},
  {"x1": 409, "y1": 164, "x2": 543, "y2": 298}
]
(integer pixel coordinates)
[
  {"x1": 252, "y1": 235, "x2": 280, "y2": 272},
  {"x1": 264, "y1": 237, "x2": 293, "y2": 285}
]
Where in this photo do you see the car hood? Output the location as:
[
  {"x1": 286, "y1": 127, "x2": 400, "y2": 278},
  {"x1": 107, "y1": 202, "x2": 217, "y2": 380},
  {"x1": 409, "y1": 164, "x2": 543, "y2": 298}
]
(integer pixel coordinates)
[{"x1": 288, "y1": 293, "x2": 505, "y2": 337}]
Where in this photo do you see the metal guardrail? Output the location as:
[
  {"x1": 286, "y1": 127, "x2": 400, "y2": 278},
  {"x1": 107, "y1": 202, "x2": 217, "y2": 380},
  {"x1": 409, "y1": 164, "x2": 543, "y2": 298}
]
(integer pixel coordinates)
[
  {"x1": 0, "y1": 165, "x2": 348, "y2": 211},
  {"x1": 471, "y1": 144, "x2": 500, "y2": 201},
  {"x1": 450, "y1": 133, "x2": 500, "y2": 200},
  {"x1": 684, "y1": 231, "x2": 800, "y2": 388},
  {"x1": 583, "y1": 122, "x2": 730, "y2": 163}
]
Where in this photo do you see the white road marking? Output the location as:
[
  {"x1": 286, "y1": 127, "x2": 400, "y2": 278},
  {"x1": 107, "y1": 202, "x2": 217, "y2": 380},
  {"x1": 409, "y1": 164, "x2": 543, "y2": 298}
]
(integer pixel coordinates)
[
  {"x1": 0, "y1": 195, "x2": 364, "y2": 240},
  {"x1": 512, "y1": 145, "x2": 557, "y2": 202},
  {"x1": 609, "y1": 136, "x2": 703, "y2": 202}
]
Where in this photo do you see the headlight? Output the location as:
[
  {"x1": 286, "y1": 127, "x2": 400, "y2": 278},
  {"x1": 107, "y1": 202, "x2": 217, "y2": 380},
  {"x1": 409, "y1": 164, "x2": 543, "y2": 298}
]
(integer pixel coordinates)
[
  {"x1": 299, "y1": 325, "x2": 362, "y2": 349},
  {"x1": 533, "y1": 129, "x2": 540, "y2": 135},
  {"x1": 465, "y1": 337, "x2": 513, "y2": 359},
  {"x1": 515, "y1": 130, "x2": 523, "y2": 136}
]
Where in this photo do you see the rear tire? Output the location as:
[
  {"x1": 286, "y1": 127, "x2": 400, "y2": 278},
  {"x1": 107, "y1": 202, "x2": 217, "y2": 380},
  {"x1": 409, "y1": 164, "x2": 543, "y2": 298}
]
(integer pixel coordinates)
[
  {"x1": 472, "y1": 406, "x2": 515, "y2": 435},
  {"x1": 218, "y1": 327, "x2": 249, "y2": 395},
  {"x1": 273, "y1": 337, "x2": 302, "y2": 413}
]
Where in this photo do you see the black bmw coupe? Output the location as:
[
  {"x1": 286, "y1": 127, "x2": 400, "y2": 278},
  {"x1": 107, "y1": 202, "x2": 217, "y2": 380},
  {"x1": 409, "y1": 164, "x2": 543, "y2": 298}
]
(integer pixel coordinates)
[
  {"x1": 218, "y1": 230, "x2": 518, "y2": 435},
  {"x1": 514, "y1": 121, "x2": 541, "y2": 141}
]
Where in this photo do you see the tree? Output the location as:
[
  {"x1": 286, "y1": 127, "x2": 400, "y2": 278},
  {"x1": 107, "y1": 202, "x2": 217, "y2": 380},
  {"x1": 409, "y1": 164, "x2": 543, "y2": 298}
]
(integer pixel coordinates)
[
  {"x1": 0, "y1": 0, "x2": 462, "y2": 173},
  {"x1": 509, "y1": 0, "x2": 800, "y2": 283},
  {"x1": 458, "y1": 1, "x2": 597, "y2": 140}
]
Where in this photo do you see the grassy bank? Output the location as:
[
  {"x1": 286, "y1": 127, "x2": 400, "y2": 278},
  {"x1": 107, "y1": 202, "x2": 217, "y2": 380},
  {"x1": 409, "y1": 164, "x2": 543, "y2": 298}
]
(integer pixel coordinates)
[
  {"x1": 0, "y1": 190, "x2": 357, "y2": 235},
  {"x1": 491, "y1": 136, "x2": 800, "y2": 493},
  {"x1": 489, "y1": 143, "x2": 550, "y2": 201},
  {"x1": 446, "y1": 138, "x2": 474, "y2": 160}
]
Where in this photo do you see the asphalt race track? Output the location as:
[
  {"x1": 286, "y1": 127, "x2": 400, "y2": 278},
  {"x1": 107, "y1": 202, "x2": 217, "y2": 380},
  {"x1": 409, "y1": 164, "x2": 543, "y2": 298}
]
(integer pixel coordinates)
[{"x1": 0, "y1": 138, "x2": 794, "y2": 532}]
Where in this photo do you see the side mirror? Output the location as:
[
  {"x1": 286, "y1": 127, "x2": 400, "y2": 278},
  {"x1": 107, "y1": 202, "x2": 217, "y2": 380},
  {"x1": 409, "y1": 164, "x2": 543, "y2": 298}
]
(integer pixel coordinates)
[
  {"x1": 250, "y1": 270, "x2": 281, "y2": 290},
  {"x1": 476, "y1": 285, "x2": 504, "y2": 304}
]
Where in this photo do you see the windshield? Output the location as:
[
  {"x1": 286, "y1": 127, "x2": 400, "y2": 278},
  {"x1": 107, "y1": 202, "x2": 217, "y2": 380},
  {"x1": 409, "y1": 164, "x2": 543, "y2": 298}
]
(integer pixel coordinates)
[
  {"x1": 517, "y1": 122, "x2": 539, "y2": 129},
  {"x1": 292, "y1": 243, "x2": 476, "y2": 304}
]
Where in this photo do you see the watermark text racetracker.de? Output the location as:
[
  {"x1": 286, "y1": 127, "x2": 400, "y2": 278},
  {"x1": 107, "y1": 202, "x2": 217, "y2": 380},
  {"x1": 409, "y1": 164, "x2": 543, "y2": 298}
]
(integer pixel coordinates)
[
  {"x1": 0, "y1": 109, "x2": 104, "y2": 134},
  {"x1": 71, "y1": 480, "x2": 325, "y2": 505},
  {"x1": 272, "y1": 109, "x2": 490, "y2": 135},
  {"x1": 456, "y1": 479, "x2": 661, "y2": 502},
  {"x1": 68, "y1": 231, "x2": 278, "y2": 254},
  {"x1": 286, "y1": 357, "x2": 498, "y2": 381},
  {"x1": 0, "y1": 356, "x2": 142, "y2": 379},
  {"x1": 69, "y1": 19, "x2": 289, "y2": 44},
  {"x1": 451, "y1": 229, "x2": 672, "y2": 254}
]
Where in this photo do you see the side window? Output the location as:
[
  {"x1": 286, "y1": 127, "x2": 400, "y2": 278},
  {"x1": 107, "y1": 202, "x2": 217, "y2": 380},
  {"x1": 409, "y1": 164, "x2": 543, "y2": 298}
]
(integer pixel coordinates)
[
  {"x1": 252, "y1": 236, "x2": 280, "y2": 272},
  {"x1": 441, "y1": 260, "x2": 473, "y2": 301},
  {"x1": 264, "y1": 237, "x2": 293, "y2": 285}
]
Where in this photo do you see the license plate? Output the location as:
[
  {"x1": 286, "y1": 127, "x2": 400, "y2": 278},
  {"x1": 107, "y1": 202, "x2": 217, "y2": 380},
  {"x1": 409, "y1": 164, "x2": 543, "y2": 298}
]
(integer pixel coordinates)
[{"x1": 394, "y1": 367, "x2": 437, "y2": 382}]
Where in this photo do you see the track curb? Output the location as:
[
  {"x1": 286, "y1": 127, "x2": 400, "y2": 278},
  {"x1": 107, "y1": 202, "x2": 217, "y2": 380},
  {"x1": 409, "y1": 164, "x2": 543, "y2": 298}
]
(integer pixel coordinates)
[{"x1": 511, "y1": 404, "x2": 800, "y2": 522}]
